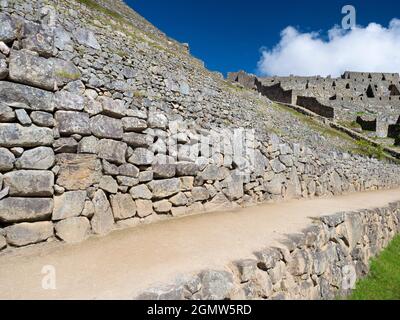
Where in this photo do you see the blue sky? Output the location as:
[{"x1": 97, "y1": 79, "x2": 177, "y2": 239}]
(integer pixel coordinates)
[{"x1": 128, "y1": 0, "x2": 400, "y2": 76}]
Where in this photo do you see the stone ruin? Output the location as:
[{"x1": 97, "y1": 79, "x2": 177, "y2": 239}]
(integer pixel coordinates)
[{"x1": 228, "y1": 71, "x2": 400, "y2": 144}]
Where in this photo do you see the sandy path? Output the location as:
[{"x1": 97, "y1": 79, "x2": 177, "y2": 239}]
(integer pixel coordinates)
[{"x1": 0, "y1": 188, "x2": 399, "y2": 300}]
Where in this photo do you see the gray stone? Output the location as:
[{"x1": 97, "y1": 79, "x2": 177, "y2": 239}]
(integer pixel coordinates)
[
  {"x1": 139, "y1": 171, "x2": 154, "y2": 183},
  {"x1": 118, "y1": 163, "x2": 139, "y2": 178},
  {"x1": 128, "y1": 148, "x2": 154, "y2": 166},
  {"x1": 270, "y1": 158, "x2": 286, "y2": 173},
  {"x1": 117, "y1": 176, "x2": 139, "y2": 187},
  {"x1": 91, "y1": 190, "x2": 114, "y2": 235},
  {"x1": 54, "y1": 26, "x2": 74, "y2": 52},
  {"x1": 153, "y1": 200, "x2": 172, "y2": 214},
  {"x1": 81, "y1": 200, "x2": 95, "y2": 218},
  {"x1": 6, "y1": 222, "x2": 53, "y2": 247},
  {"x1": 99, "y1": 97, "x2": 127, "y2": 118},
  {"x1": 148, "y1": 178, "x2": 181, "y2": 199},
  {"x1": 56, "y1": 154, "x2": 102, "y2": 190},
  {"x1": 0, "y1": 147, "x2": 15, "y2": 172},
  {"x1": 97, "y1": 139, "x2": 127, "y2": 165},
  {"x1": 176, "y1": 162, "x2": 199, "y2": 176},
  {"x1": 0, "y1": 58, "x2": 7, "y2": 80},
  {"x1": 0, "y1": 124, "x2": 54, "y2": 147},
  {"x1": 15, "y1": 109, "x2": 32, "y2": 126},
  {"x1": 265, "y1": 174, "x2": 285, "y2": 195},
  {"x1": 148, "y1": 113, "x2": 168, "y2": 129},
  {"x1": 0, "y1": 235, "x2": 5, "y2": 250},
  {"x1": 103, "y1": 160, "x2": 119, "y2": 176},
  {"x1": 153, "y1": 163, "x2": 176, "y2": 179},
  {"x1": 255, "y1": 248, "x2": 282, "y2": 270},
  {"x1": 0, "y1": 186, "x2": 8, "y2": 200},
  {"x1": 0, "y1": 103, "x2": 15, "y2": 122},
  {"x1": 3, "y1": 170, "x2": 54, "y2": 196},
  {"x1": 21, "y1": 22, "x2": 54, "y2": 57},
  {"x1": 170, "y1": 192, "x2": 188, "y2": 206},
  {"x1": 52, "y1": 191, "x2": 86, "y2": 221},
  {"x1": 99, "y1": 176, "x2": 118, "y2": 194},
  {"x1": 200, "y1": 270, "x2": 234, "y2": 300},
  {"x1": 130, "y1": 184, "x2": 153, "y2": 200},
  {"x1": 200, "y1": 164, "x2": 228, "y2": 181},
  {"x1": 9, "y1": 50, "x2": 80, "y2": 91},
  {"x1": 110, "y1": 193, "x2": 137, "y2": 221},
  {"x1": 0, "y1": 197, "x2": 53, "y2": 223},
  {"x1": 136, "y1": 199, "x2": 153, "y2": 218},
  {"x1": 122, "y1": 117, "x2": 147, "y2": 132},
  {"x1": 191, "y1": 187, "x2": 210, "y2": 202},
  {"x1": 0, "y1": 81, "x2": 54, "y2": 112},
  {"x1": 55, "y1": 217, "x2": 91, "y2": 243},
  {"x1": 53, "y1": 138, "x2": 78, "y2": 153},
  {"x1": 90, "y1": 115, "x2": 123, "y2": 139},
  {"x1": 123, "y1": 132, "x2": 152, "y2": 148},
  {"x1": 236, "y1": 259, "x2": 258, "y2": 283},
  {"x1": 136, "y1": 285, "x2": 184, "y2": 300},
  {"x1": 30, "y1": 111, "x2": 54, "y2": 127},
  {"x1": 54, "y1": 91, "x2": 85, "y2": 111},
  {"x1": 75, "y1": 28, "x2": 101, "y2": 50},
  {"x1": 0, "y1": 13, "x2": 17, "y2": 43},
  {"x1": 55, "y1": 111, "x2": 90, "y2": 136},
  {"x1": 288, "y1": 250, "x2": 311, "y2": 276},
  {"x1": 16, "y1": 147, "x2": 55, "y2": 170},
  {"x1": 78, "y1": 136, "x2": 99, "y2": 154},
  {"x1": 222, "y1": 172, "x2": 244, "y2": 201}
]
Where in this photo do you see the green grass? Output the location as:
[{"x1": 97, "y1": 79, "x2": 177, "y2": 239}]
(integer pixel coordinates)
[
  {"x1": 76, "y1": 0, "x2": 124, "y2": 22},
  {"x1": 349, "y1": 235, "x2": 400, "y2": 300}
]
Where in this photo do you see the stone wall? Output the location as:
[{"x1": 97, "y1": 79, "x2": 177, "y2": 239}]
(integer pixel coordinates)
[
  {"x1": 1, "y1": 0, "x2": 400, "y2": 252},
  {"x1": 296, "y1": 96, "x2": 335, "y2": 119},
  {"x1": 136, "y1": 201, "x2": 400, "y2": 300}
]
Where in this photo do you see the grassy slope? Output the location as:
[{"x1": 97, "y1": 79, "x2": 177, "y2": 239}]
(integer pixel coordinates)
[{"x1": 349, "y1": 235, "x2": 400, "y2": 300}]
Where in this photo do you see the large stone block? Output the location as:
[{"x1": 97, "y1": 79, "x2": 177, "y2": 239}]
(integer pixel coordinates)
[
  {"x1": 55, "y1": 217, "x2": 91, "y2": 243},
  {"x1": 110, "y1": 193, "x2": 137, "y2": 221},
  {"x1": 0, "y1": 81, "x2": 54, "y2": 112},
  {"x1": 0, "y1": 197, "x2": 53, "y2": 223},
  {"x1": 147, "y1": 178, "x2": 181, "y2": 199},
  {"x1": 9, "y1": 50, "x2": 80, "y2": 91},
  {"x1": 56, "y1": 154, "x2": 102, "y2": 190},
  {"x1": 3, "y1": 170, "x2": 54, "y2": 196},
  {"x1": 5, "y1": 222, "x2": 54, "y2": 247},
  {"x1": 15, "y1": 147, "x2": 55, "y2": 170},
  {"x1": 55, "y1": 111, "x2": 90, "y2": 136},
  {"x1": 90, "y1": 115, "x2": 123, "y2": 139},
  {"x1": 122, "y1": 132, "x2": 152, "y2": 148},
  {"x1": 128, "y1": 148, "x2": 154, "y2": 166},
  {"x1": 52, "y1": 191, "x2": 87, "y2": 221},
  {"x1": 0, "y1": 13, "x2": 17, "y2": 43},
  {"x1": 91, "y1": 190, "x2": 114, "y2": 235},
  {"x1": 97, "y1": 139, "x2": 127, "y2": 165},
  {"x1": 0, "y1": 147, "x2": 15, "y2": 172},
  {"x1": 0, "y1": 124, "x2": 54, "y2": 147}
]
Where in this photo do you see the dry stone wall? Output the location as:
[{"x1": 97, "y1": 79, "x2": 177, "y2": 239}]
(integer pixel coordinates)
[
  {"x1": 1, "y1": 0, "x2": 400, "y2": 252},
  {"x1": 136, "y1": 201, "x2": 400, "y2": 300}
]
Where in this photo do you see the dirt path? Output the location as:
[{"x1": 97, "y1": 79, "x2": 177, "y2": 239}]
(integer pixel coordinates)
[{"x1": 1, "y1": 188, "x2": 400, "y2": 300}]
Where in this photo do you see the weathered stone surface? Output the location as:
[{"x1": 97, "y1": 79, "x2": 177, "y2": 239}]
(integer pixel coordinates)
[
  {"x1": 54, "y1": 91, "x2": 85, "y2": 111},
  {"x1": 0, "y1": 147, "x2": 15, "y2": 172},
  {"x1": 53, "y1": 138, "x2": 78, "y2": 153},
  {"x1": 3, "y1": 170, "x2": 54, "y2": 196},
  {"x1": 99, "y1": 97, "x2": 127, "y2": 118},
  {"x1": 176, "y1": 162, "x2": 199, "y2": 176},
  {"x1": 30, "y1": 111, "x2": 54, "y2": 127},
  {"x1": 78, "y1": 136, "x2": 99, "y2": 154},
  {"x1": 170, "y1": 192, "x2": 188, "y2": 206},
  {"x1": 15, "y1": 147, "x2": 55, "y2": 170},
  {"x1": 0, "y1": 197, "x2": 53, "y2": 223},
  {"x1": 222, "y1": 172, "x2": 244, "y2": 201},
  {"x1": 200, "y1": 270, "x2": 234, "y2": 300},
  {"x1": 265, "y1": 174, "x2": 285, "y2": 195},
  {"x1": 122, "y1": 117, "x2": 147, "y2": 132},
  {"x1": 236, "y1": 259, "x2": 258, "y2": 283},
  {"x1": 97, "y1": 139, "x2": 127, "y2": 165},
  {"x1": 9, "y1": 50, "x2": 80, "y2": 91},
  {"x1": 123, "y1": 132, "x2": 152, "y2": 148},
  {"x1": 0, "y1": 124, "x2": 54, "y2": 148},
  {"x1": 0, "y1": 13, "x2": 17, "y2": 43},
  {"x1": 136, "y1": 285, "x2": 184, "y2": 300},
  {"x1": 55, "y1": 111, "x2": 90, "y2": 136},
  {"x1": 75, "y1": 28, "x2": 101, "y2": 50},
  {"x1": 56, "y1": 154, "x2": 102, "y2": 190},
  {"x1": 118, "y1": 163, "x2": 139, "y2": 178},
  {"x1": 0, "y1": 235, "x2": 6, "y2": 250},
  {"x1": 148, "y1": 178, "x2": 181, "y2": 199},
  {"x1": 52, "y1": 191, "x2": 86, "y2": 221},
  {"x1": 180, "y1": 176, "x2": 194, "y2": 191},
  {"x1": 128, "y1": 148, "x2": 154, "y2": 166},
  {"x1": 136, "y1": 199, "x2": 153, "y2": 218},
  {"x1": 191, "y1": 187, "x2": 210, "y2": 202},
  {"x1": 0, "y1": 81, "x2": 54, "y2": 112},
  {"x1": 15, "y1": 109, "x2": 32, "y2": 126},
  {"x1": 153, "y1": 163, "x2": 176, "y2": 178},
  {"x1": 0, "y1": 103, "x2": 15, "y2": 122},
  {"x1": 200, "y1": 164, "x2": 228, "y2": 181},
  {"x1": 0, "y1": 59, "x2": 8, "y2": 80},
  {"x1": 21, "y1": 23, "x2": 54, "y2": 57},
  {"x1": 130, "y1": 184, "x2": 153, "y2": 200},
  {"x1": 5, "y1": 222, "x2": 53, "y2": 247},
  {"x1": 55, "y1": 217, "x2": 91, "y2": 243},
  {"x1": 270, "y1": 159, "x2": 286, "y2": 174},
  {"x1": 99, "y1": 176, "x2": 118, "y2": 194},
  {"x1": 148, "y1": 113, "x2": 168, "y2": 129},
  {"x1": 90, "y1": 115, "x2": 123, "y2": 139},
  {"x1": 91, "y1": 190, "x2": 114, "y2": 235},
  {"x1": 153, "y1": 200, "x2": 172, "y2": 214},
  {"x1": 110, "y1": 193, "x2": 137, "y2": 221}
]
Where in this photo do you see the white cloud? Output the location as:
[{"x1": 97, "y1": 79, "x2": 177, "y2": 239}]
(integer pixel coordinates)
[{"x1": 258, "y1": 19, "x2": 400, "y2": 77}]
